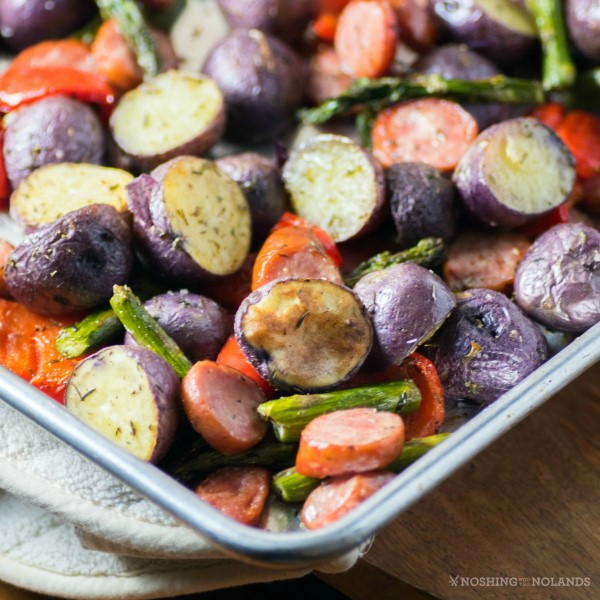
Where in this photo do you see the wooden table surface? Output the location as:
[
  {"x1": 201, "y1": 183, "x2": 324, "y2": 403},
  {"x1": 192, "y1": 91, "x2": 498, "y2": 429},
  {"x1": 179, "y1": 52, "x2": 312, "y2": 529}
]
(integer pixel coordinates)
[{"x1": 1, "y1": 363, "x2": 598, "y2": 600}]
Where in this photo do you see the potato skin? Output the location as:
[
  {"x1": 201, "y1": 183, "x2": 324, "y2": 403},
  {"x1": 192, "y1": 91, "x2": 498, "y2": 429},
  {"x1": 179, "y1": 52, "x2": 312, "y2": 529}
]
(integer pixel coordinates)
[
  {"x1": 5, "y1": 204, "x2": 133, "y2": 316},
  {"x1": 124, "y1": 291, "x2": 233, "y2": 363},
  {"x1": 0, "y1": 0, "x2": 96, "y2": 51},
  {"x1": 203, "y1": 29, "x2": 305, "y2": 143},
  {"x1": 217, "y1": 0, "x2": 316, "y2": 44},
  {"x1": 453, "y1": 118, "x2": 575, "y2": 227},
  {"x1": 566, "y1": 0, "x2": 600, "y2": 60},
  {"x1": 514, "y1": 223, "x2": 600, "y2": 334},
  {"x1": 415, "y1": 44, "x2": 510, "y2": 129},
  {"x1": 3, "y1": 95, "x2": 105, "y2": 189},
  {"x1": 426, "y1": 288, "x2": 548, "y2": 405},
  {"x1": 216, "y1": 152, "x2": 288, "y2": 241},
  {"x1": 431, "y1": 0, "x2": 536, "y2": 64},
  {"x1": 355, "y1": 263, "x2": 456, "y2": 368},
  {"x1": 387, "y1": 162, "x2": 457, "y2": 247}
]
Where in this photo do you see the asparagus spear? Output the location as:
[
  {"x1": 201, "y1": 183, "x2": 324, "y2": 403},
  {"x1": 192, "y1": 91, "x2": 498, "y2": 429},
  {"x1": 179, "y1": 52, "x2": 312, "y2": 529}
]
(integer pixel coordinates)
[
  {"x1": 300, "y1": 75, "x2": 544, "y2": 125},
  {"x1": 110, "y1": 285, "x2": 192, "y2": 377},
  {"x1": 56, "y1": 308, "x2": 122, "y2": 358},
  {"x1": 527, "y1": 0, "x2": 576, "y2": 91},
  {"x1": 273, "y1": 434, "x2": 450, "y2": 503},
  {"x1": 95, "y1": 0, "x2": 160, "y2": 78},
  {"x1": 258, "y1": 381, "x2": 421, "y2": 443},
  {"x1": 344, "y1": 237, "x2": 444, "y2": 288},
  {"x1": 171, "y1": 442, "x2": 298, "y2": 484}
]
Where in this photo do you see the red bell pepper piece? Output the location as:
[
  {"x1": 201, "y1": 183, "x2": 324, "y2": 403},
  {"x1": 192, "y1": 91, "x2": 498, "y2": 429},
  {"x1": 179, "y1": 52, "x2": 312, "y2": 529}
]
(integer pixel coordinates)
[
  {"x1": 530, "y1": 102, "x2": 566, "y2": 130},
  {"x1": 273, "y1": 212, "x2": 343, "y2": 267},
  {"x1": 555, "y1": 111, "x2": 600, "y2": 180}
]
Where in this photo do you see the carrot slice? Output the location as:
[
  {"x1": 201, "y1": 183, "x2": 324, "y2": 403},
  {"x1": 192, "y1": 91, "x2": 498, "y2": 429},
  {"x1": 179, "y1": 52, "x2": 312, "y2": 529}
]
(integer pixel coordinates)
[
  {"x1": 372, "y1": 98, "x2": 478, "y2": 170},
  {"x1": 555, "y1": 111, "x2": 600, "y2": 180},
  {"x1": 301, "y1": 471, "x2": 394, "y2": 529},
  {"x1": 334, "y1": 0, "x2": 398, "y2": 78},
  {"x1": 216, "y1": 336, "x2": 274, "y2": 398},
  {"x1": 0, "y1": 299, "x2": 81, "y2": 402},
  {"x1": 296, "y1": 407, "x2": 405, "y2": 478},
  {"x1": 195, "y1": 466, "x2": 270, "y2": 526},
  {"x1": 530, "y1": 102, "x2": 566, "y2": 130}
]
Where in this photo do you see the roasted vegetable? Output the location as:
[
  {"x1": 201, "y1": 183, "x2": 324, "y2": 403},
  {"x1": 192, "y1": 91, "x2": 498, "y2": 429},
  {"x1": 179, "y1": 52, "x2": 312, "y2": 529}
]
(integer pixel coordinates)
[
  {"x1": 110, "y1": 70, "x2": 225, "y2": 171},
  {"x1": 216, "y1": 153, "x2": 288, "y2": 242},
  {"x1": 181, "y1": 360, "x2": 267, "y2": 455},
  {"x1": 387, "y1": 162, "x2": 457, "y2": 247},
  {"x1": 203, "y1": 29, "x2": 305, "y2": 143},
  {"x1": 5, "y1": 205, "x2": 133, "y2": 316},
  {"x1": 235, "y1": 278, "x2": 373, "y2": 393},
  {"x1": 65, "y1": 345, "x2": 179, "y2": 463},
  {"x1": 355, "y1": 263, "x2": 455, "y2": 367},
  {"x1": 566, "y1": 0, "x2": 600, "y2": 61},
  {"x1": 514, "y1": 223, "x2": 600, "y2": 334},
  {"x1": 110, "y1": 285, "x2": 193, "y2": 378},
  {"x1": 126, "y1": 156, "x2": 251, "y2": 285},
  {"x1": 432, "y1": 0, "x2": 537, "y2": 64},
  {"x1": 283, "y1": 134, "x2": 385, "y2": 242},
  {"x1": 124, "y1": 291, "x2": 232, "y2": 363},
  {"x1": 427, "y1": 288, "x2": 548, "y2": 404},
  {"x1": 0, "y1": 0, "x2": 96, "y2": 50},
  {"x1": 453, "y1": 117, "x2": 576, "y2": 227},
  {"x1": 527, "y1": 0, "x2": 576, "y2": 90},
  {"x1": 3, "y1": 96, "x2": 105, "y2": 189},
  {"x1": 10, "y1": 163, "x2": 133, "y2": 232},
  {"x1": 344, "y1": 237, "x2": 444, "y2": 288},
  {"x1": 258, "y1": 380, "x2": 421, "y2": 442}
]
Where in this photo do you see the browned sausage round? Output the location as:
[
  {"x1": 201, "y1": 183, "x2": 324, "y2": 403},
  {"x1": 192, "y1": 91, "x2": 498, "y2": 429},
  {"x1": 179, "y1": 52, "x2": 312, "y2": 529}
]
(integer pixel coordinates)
[
  {"x1": 295, "y1": 408, "x2": 405, "y2": 478},
  {"x1": 195, "y1": 466, "x2": 270, "y2": 525},
  {"x1": 301, "y1": 471, "x2": 395, "y2": 529},
  {"x1": 443, "y1": 231, "x2": 531, "y2": 293},
  {"x1": 181, "y1": 361, "x2": 267, "y2": 455}
]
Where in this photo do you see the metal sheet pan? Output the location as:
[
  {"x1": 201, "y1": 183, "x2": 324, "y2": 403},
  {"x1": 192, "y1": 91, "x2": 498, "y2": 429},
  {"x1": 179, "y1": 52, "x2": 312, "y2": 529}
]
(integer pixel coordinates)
[{"x1": 0, "y1": 321, "x2": 598, "y2": 569}]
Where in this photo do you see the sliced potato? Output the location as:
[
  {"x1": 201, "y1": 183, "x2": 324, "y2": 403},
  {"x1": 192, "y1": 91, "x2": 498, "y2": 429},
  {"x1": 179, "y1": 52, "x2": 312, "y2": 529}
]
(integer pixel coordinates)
[
  {"x1": 66, "y1": 345, "x2": 179, "y2": 463},
  {"x1": 10, "y1": 163, "x2": 133, "y2": 230},
  {"x1": 282, "y1": 134, "x2": 385, "y2": 242},
  {"x1": 110, "y1": 70, "x2": 225, "y2": 171},
  {"x1": 160, "y1": 157, "x2": 251, "y2": 276}
]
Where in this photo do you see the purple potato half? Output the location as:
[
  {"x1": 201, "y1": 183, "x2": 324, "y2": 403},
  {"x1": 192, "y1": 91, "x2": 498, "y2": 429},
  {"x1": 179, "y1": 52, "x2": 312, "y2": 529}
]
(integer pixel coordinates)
[
  {"x1": 217, "y1": 0, "x2": 316, "y2": 44},
  {"x1": 66, "y1": 345, "x2": 179, "y2": 463},
  {"x1": 216, "y1": 152, "x2": 288, "y2": 242},
  {"x1": 566, "y1": 0, "x2": 600, "y2": 60},
  {"x1": 431, "y1": 0, "x2": 537, "y2": 64},
  {"x1": 203, "y1": 29, "x2": 305, "y2": 143},
  {"x1": 426, "y1": 288, "x2": 548, "y2": 404},
  {"x1": 414, "y1": 43, "x2": 510, "y2": 129},
  {"x1": 387, "y1": 162, "x2": 457, "y2": 247},
  {"x1": 0, "y1": 0, "x2": 96, "y2": 51},
  {"x1": 453, "y1": 117, "x2": 576, "y2": 227},
  {"x1": 514, "y1": 223, "x2": 600, "y2": 334},
  {"x1": 125, "y1": 290, "x2": 232, "y2": 363},
  {"x1": 126, "y1": 156, "x2": 251, "y2": 286},
  {"x1": 354, "y1": 263, "x2": 456, "y2": 368},
  {"x1": 235, "y1": 278, "x2": 373, "y2": 393},
  {"x1": 110, "y1": 70, "x2": 225, "y2": 172},
  {"x1": 5, "y1": 204, "x2": 132, "y2": 316},
  {"x1": 3, "y1": 95, "x2": 105, "y2": 189}
]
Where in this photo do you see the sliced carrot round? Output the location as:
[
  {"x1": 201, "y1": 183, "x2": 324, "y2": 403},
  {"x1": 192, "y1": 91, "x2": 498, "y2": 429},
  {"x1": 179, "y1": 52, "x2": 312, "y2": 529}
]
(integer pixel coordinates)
[
  {"x1": 301, "y1": 471, "x2": 394, "y2": 529},
  {"x1": 195, "y1": 466, "x2": 270, "y2": 526},
  {"x1": 372, "y1": 98, "x2": 478, "y2": 171},
  {"x1": 296, "y1": 407, "x2": 405, "y2": 478},
  {"x1": 334, "y1": 0, "x2": 398, "y2": 78}
]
